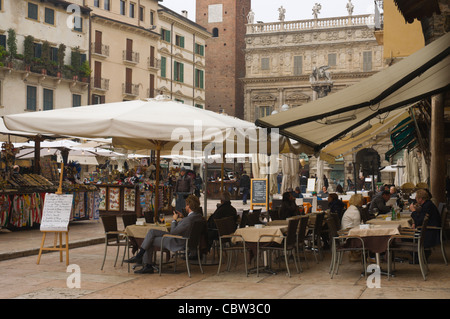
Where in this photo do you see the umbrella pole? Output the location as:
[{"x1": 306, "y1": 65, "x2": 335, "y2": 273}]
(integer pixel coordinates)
[
  {"x1": 154, "y1": 144, "x2": 161, "y2": 221},
  {"x1": 221, "y1": 154, "x2": 224, "y2": 192}
]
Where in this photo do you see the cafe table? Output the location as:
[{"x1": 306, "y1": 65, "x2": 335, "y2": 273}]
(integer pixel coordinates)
[
  {"x1": 366, "y1": 215, "x2": 413, "y2": 228},
  {"x1": 232, "y1": 225, "x2": 288, "y2": 274},
  {"x1": 125, "y1": 223, "x2": 170, "y2": 254},
  {"x1": 347, "y1": 223, "x2": 403, "y2": 275}
]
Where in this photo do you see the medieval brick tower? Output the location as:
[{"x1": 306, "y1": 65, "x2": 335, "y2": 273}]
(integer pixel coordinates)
[{"x1": 196, "y1": 0, "x2": 251, "y2": 119}]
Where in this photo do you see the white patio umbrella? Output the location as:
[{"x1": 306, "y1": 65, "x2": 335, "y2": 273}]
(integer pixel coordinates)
[
  {"x1": 280, "y1": 153, "x2": 300, "y2": 194},
  {"x1": 3, "y1": 97, "x2": 258, "y2": 216}
]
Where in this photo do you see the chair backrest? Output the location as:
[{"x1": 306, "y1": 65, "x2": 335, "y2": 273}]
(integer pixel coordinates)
[
  {"x1": 214, "y1": 216, "x2": 237, "y2": 237},
  {"x1": 269, "y1": 209, "x2": 280, "y2": 221},
  {"x1": 187, "y1": 220, "x2": 207, "y2": 250},
  {"x1": 441, "y1": 206, "x2": 448, "y2": 230},
  {"x1": 314, "y1": 212, "x2": 325, "y2": 234},
  {"x1": 252, "y1": 208, "x2": 262, "y2": 214},
  {"x1": 418, "y1": 215, "x2": 430, "y2": 247},
  {"x1": 438, "y1": 202, "x2": 446, "y2": 215},
  {"x1": 286, "y1": 218, "x2": 300, "y2": 246},
  {"x1": 101, "y1": 215, "x2": 118, "y2": 241},
  {"x1": 240, "y1": 210, "x2": 249, "y2": 228},
  {"x1": 326, "y1": 217, "x2": 339, "y2": 239},
  {"x1": 330, "y1": 212, "x2": 341, "y2": 230},
  {"x1": 122, "y1": 214, "x2": 137, "y2": 228},
  {"x1": 297, "y1": 215, "x2": 310, "y2": 242},
  {"x1": 101, "y1": 215, "x2": 118, "y2": 232},
  {"x1": 247, "y1": 211, "x2": 261, "y2": 226}
]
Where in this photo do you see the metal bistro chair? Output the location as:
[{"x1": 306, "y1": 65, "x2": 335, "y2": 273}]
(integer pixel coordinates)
[
  {"x1": 387, "y1": 215, "x2": 430, "y2": 280},
  {"x1": 429, "y1": 205, "x2": 448, "y2": 265},
  {"x1": 257, "y1": 217, "x2": 300, "y2": 277},
  {"x1": 296, "y1": 215, "x2": 310, "y2": 271},
  {"x1": 215, "y1": 216, "x2": 249, "y2": 276},
  {"x1": 100, "y1": 215, "x2": 129, "y2": 271},
  {"x1": 247, "y1": 210, "x2": 261, "y2": 226},
  {"x1": 306, "y1": 212, "x2": 325, "y2": 263},
  {"x1": 327, "y1": 217, "x2": 367, "y2": 279},
  {"x1": 159, "y1": 220, "x2": 206, "y2": 278}
]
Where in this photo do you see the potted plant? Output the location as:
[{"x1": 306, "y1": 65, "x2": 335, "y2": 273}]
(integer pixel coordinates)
[
  {"x1": 23, "y1": 35, "x2": 35, "y2": 72},
  {"x1": 79, "y1": 60, "x2": 91, "y2": 82},
  {"x1": 6, "y1": 28, "x2": 17, "y2": 68},
  {"x1": 71, "y1": 47, "x2": 81, "y2": 80},
  {"x1": 41, "y1": 41, "x2": 51, "y2": 75},
  {"x1": 57, "y1": 43, "x2": 66, "y2": 78}
]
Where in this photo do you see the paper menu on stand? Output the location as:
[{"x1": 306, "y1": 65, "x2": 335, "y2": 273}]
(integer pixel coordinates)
[{"x1": 40, "y1": 194, "x2": 74, "y2": 231}]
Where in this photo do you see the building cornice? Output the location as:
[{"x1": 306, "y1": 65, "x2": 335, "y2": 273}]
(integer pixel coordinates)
[{"x1": 91, "y1": 14, "x2": 160, "y2": 39}]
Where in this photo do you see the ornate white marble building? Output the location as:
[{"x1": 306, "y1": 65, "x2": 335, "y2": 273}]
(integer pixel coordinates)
[
  {"x1": 242, "y1": 8, "x2": 391, "y2": 190},
  {"x1": 243, "y1": 13, "x2": 385, "y2": 122}
]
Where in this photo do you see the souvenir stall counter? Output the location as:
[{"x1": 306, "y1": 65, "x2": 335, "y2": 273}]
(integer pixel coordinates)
[
  {"x1": 0, "y1": 147, "x2": 99, "y2": 230},
  {"x1": 95, "y1": 182, "x2": 174, "y2": 219},
  {"x1": 0, "y1": 180, "x2": 100, "y2": 230}
]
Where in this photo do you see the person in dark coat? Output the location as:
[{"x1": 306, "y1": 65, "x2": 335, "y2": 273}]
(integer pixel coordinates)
[
  {"x1": 239, "y1": 171, "x2": 250, "y2": 205},
  {"x1": 410, "y1": 189, "x2": 441, "y2": 252},
  {"x1": 279, "y1": 191, "x2": 298, "y2": 219},
  {"x1": 174, "y1": 167, "x2": 194, "y2": 213},
  {"x1": 206, "y1": 191, "x2": 237, "y2": 249},
  {"x1": 327, "y1": 193, "x2": 346, "y2": 220},
  {"x1": 127, "y1": 195, "x2": 204, "y2": 274},
  {"x1": 369, "y1": 190, "x2": 392, "y2": 215}
]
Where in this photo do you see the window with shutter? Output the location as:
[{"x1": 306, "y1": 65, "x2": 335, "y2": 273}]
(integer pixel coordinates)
[
  {"x1": 363, "y1": 51, "x2": 372, "y2": 72},
  {"x1": 26, "y1": 86, "x2": 37, "y2": 111},
  {"x1": 43, "y1": 88, "x2": 53, "y2": 110},
  {"x1": 293, "y1": 56, "x2": 302, "y2": 75},
  {"x1": 160, "y1": 56, "x2": 166, "y2": 78}
]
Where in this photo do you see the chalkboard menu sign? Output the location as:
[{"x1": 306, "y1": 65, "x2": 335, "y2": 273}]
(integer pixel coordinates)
[
  {"x1": 251, "y1": 178, "x2": 268, "y2": 209},
  {"x1": 40, "y1": 194, "x2": 74, "y2": 231}
]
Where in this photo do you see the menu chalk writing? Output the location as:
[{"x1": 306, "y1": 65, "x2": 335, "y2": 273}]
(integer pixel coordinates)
[
  {"x1": 40, "y1": 194, "x2": 74, "y2": 231},
  {"x1": 251, "y1": 178, "x2": 267, "y2": 205}
]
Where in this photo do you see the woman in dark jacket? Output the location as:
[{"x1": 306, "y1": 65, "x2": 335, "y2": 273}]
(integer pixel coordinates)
[
  {"x1": 279, "y1": 191, "x2": 299, "y2": 219},
  {"x1": 328, "y1": 193, "x2": 346, "y2": 220}
]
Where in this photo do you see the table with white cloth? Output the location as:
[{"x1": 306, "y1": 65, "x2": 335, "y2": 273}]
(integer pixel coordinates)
[
  {"x1": 346, "y1": 223, "x2": 404, "y2": 275},
  {"x1": 366, "y1": 216, "x2": 413, "y2": 228},
  {"x1": 232, "y1": 225, "x2": 288, "y2": 245},
  {"x1": 232, "y1": 225, "x2": 288, "y2": 274},
  {"x1": 125, "y1": 223, "x2": 169, "y2": 254}
]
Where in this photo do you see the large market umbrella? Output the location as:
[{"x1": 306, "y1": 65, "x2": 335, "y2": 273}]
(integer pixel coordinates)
[{"x1": 3, "y1": 97, "x2": 259, "y2": 216}]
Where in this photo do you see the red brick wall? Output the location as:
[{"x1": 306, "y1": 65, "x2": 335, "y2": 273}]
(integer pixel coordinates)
[{"x1": 196, "y1": 0, "x2": 250, "y2": 118}]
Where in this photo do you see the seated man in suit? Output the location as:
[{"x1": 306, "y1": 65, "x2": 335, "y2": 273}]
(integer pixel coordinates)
[
  {"x1": 369, "y1": 190, "x2": 392, "y2": 215},
  {"x1": 126, "y1": 195, "x2": 204, "y2": 274}
]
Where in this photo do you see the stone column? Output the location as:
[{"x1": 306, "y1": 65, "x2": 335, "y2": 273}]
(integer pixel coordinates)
[{"x1": 429, "y1": 93, "x2": 446, "y2": 204}]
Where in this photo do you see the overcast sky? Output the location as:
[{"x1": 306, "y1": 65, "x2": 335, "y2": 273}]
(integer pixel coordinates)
[{"x1": 162, "y1": 0, "x2": 378, "y2": 23}]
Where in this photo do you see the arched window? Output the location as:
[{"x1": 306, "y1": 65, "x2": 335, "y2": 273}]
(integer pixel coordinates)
[{"x1": 212, "y1": 27, "x2": 219, "y2": 37}]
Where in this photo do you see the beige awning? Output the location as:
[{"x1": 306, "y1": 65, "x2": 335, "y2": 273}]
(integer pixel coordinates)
[
  {"x1": 320, "y1": 107, "x2": 412, "y2": 162},
  {"x1": 256, "y1": 32, "x2": 450, "y2": 154}
]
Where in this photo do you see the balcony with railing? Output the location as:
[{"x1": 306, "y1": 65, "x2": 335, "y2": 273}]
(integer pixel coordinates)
[
  {"x1": 246, "y1": 14, "x2": 379, "y2": 34},
  {"x1": 122, "y1": 82, "x2": 139, "y2": 97},
  {"x1": 122, "y1": 50, "x2": 140, "y2": 64},
  {"x1": 91, "y1": 77, "x2": 110, "y2": 91},
  {"x1": 147, "y1": 57, "x2": 161, "y2": 70},
  {"x1": 91, "y1": 42, "x2": 110, "y2": 58}
]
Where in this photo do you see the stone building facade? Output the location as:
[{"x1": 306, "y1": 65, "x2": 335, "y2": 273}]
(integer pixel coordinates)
[{"x1": 243, "y1": 14, "x2": 386, "y2": 123}]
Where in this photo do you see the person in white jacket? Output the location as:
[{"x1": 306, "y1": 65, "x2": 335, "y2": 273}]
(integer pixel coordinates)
[{"x1": 341, "y1": 194, "x2": 363, "y2": 230}]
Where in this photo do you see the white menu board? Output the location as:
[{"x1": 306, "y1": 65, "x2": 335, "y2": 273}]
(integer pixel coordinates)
[{"x1": 40, "y1": 194, "x2": 74, "y2": 231}]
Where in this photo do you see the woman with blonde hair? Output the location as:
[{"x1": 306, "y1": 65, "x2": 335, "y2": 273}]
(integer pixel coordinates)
[{"x1": 341, "y1": 194, "x2": 363, "y2": 230}]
